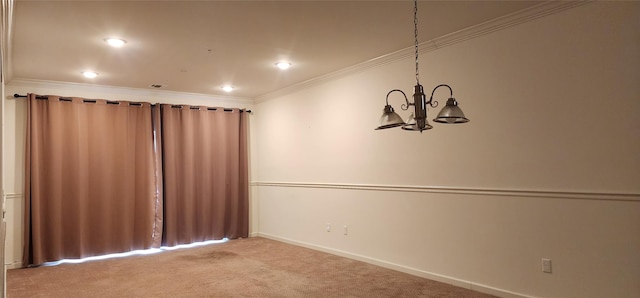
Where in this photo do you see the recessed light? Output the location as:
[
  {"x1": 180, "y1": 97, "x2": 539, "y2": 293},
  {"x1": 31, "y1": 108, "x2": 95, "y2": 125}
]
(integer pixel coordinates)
[
  {"x1": 275, "y1": 61, "x2": 291, "y2": 70},
  {"x1": 222, "y1": 85, "x2": 234, "y2": 92},
  {"x1": 105, "y1": 38, "x2": 126, "y2": 48},
  {"x1": 82, "y1": 71, "x2": 98, "y2": 78}
]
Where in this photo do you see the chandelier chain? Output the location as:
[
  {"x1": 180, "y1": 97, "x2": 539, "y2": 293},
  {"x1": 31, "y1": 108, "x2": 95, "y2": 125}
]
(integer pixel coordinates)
[{"x1": 414, "y1": 0, "x2": 420, "y2": 85}]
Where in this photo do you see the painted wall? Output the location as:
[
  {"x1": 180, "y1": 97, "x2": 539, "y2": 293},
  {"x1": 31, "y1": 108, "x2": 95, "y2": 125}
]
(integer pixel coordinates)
[
  {"x1": 1, "y1": 38, "x2": 5, "y2": 298},
  {"x1": 2, "y1": 1, "x2": 14, "y2": 296},
  {"x1": 2, "y1": 81, "x2": 258, "y2": 269},
  {"x1": 2, "y1": 1, "x2": 639, "y2": 297},
  {"x1": 254, "y1": 2, "x2": 640, "y2": 298}
]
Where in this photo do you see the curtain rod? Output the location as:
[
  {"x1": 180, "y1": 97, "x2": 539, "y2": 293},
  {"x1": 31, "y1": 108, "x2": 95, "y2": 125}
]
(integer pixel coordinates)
[
  {"x1": 13, "y1": 94, "x2": 252, "y2": 113},
  {"x1": 14, "y1": 93, "x2": 49, "y2": 100}
]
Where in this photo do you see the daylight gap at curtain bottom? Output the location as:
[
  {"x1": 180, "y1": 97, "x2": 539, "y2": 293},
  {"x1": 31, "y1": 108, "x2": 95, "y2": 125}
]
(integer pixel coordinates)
[
  {"x1": 23, "y1": 94, "x2": 162, "y2": 266},
  {"x1": 23, "y1": 95, "x2": 249, "y2": 266},
  {"x1": 159, "y1": 104, "x2": 249, "y2": 246}
]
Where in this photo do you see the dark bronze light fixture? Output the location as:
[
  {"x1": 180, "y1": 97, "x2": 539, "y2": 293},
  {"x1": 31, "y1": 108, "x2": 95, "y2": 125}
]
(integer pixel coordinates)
[{"x1": 376, "y1": 0, "x2": 469, "y2": 132}]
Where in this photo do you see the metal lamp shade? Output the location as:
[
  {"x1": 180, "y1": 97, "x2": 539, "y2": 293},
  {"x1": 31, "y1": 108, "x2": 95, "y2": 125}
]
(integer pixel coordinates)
[
  {"x1": 433, "y1": 98, "x2": 470, "y2": 124},
  {"x1": 375, "y1": 105, "x2": 405, "y2": 130},
  {"x1": 402, "y1": 112, "x2": 432, "y2": 131}
]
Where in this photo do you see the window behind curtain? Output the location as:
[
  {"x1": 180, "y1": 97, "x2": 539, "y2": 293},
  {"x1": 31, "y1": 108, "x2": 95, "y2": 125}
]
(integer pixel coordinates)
[
  {"x1": 159, "y1": 104, "x2": 249, "y2": 246},
  {"x1": 23, "y1": 95, "x2": 162, "y2": 266}
]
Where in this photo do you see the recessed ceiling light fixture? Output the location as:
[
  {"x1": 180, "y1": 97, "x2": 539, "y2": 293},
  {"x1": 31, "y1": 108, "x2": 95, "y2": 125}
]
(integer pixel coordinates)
[
  {"x1": 82, "y1": 71, "x2": 98, "y2": 78},
  {"x1": 221, "y1": 85, "x2": 234, "y2": 92},
  {"x1": 104, "y1": 38, "x2": 126, "y2": 48},
  {"x1": 275, "y1": 61, "x2": 291, "y2": 70}
]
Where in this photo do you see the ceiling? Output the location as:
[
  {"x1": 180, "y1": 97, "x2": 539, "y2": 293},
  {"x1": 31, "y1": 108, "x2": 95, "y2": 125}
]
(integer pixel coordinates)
[{"x1": 9, "y1": 0, "x2": 543, "y2": 99}]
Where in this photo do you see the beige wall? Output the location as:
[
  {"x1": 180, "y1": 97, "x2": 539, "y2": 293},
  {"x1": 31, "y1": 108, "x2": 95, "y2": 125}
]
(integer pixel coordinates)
[
  {"x1": 2, "y1": 1, "x2": 13, "y2": 296},
  {"x1": 1, "y1": 50, "x2": 5, "y2": 298},
  {"x1": 2, "y1": 1, "x2": 639, "y2": 298},
  {"x1": 254, "y1": 2, "x2": 639, "y2": 298},
  {"x1": 2, "y1": 81, "x2": 258, "y2": 268}
]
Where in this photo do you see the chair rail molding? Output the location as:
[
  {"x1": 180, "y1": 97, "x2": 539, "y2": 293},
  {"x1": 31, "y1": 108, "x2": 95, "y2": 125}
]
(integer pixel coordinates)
[
  {"x1": 252, "y1": 181, "x2": 640, "y2": 202},
  {"x1": 5, "y1": 193, "x2": 22, "y2": 200}
]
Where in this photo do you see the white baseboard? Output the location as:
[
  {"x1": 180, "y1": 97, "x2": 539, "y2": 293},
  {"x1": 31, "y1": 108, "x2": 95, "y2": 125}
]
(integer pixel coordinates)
[
  {"x1": 258, "y1": 233, "x2": 533, "y2": 298},
  {"x1": 5, "y1": 261, "x2": 22, "y2": 270}
]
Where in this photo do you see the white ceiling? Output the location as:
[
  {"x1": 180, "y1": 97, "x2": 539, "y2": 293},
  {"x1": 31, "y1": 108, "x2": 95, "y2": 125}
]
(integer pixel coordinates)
[{"x1": 10, "y1": 0, "x2": 543, "y2": 99}]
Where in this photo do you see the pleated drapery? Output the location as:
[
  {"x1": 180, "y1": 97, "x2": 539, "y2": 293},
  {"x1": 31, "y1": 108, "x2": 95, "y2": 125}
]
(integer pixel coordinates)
[
  {"x1": 23, "y1": 95, "x2": 249, "y2": 266},
  {"x1": 160, "y1": 104, "x2": 249, "y2": 246},
  {"x1": 24, "y1": 94, "x2": 162, "y2": 266}
]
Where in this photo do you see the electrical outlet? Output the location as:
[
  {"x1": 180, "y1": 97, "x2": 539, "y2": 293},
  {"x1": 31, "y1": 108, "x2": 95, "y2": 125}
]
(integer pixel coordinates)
[
  {"x1": 542, "y1": 258, "x2": 552, "y2": 273},
  {"x1": 326, "y1": 223, "x2": 331, "y2": 232}
]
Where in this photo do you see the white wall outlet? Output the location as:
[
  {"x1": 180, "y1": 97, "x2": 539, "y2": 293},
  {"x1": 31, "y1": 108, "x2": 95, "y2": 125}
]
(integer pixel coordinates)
[
  {"x1": 326, "y1": 223, "x2": 331, "y2": 232},
  {"x1": 343, "y1": 225, "x2": 348, "y2": 235},
  {"x1": 542, "y1": 258, "x2": 552, "y2": 273}
]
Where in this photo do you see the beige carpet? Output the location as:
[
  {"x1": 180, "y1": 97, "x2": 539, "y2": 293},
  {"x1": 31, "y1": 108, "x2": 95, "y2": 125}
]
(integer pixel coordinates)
[{"x1": 8, "y1": 237, "x2": 496, "y2": 297}]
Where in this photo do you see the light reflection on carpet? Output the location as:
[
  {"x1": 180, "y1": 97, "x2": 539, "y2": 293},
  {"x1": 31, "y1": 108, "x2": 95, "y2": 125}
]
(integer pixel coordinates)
[{"x1": 42, "y1": 238, "x2": 229, "y2": 266}]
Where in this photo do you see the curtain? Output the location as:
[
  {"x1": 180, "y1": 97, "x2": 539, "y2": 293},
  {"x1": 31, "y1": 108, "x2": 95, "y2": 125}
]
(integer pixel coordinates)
[
  {"x1": 160, "y1": 104, "x2": 248, "y2": 246},
  {"x1": 24, "y1": 94, "x2": 162, "y2": 266}
]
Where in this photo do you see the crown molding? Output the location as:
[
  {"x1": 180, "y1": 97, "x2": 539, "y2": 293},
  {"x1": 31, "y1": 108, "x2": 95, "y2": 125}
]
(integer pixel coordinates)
[
  {"x1": 255, "y1": 1, "x2": 588, "y2": 103},
  {"x1": 6, "y1": 1, "x2": 589, "y2": 105},
  {"x1": 6, "y1": 78, "x2": 255, "y2": 107}
]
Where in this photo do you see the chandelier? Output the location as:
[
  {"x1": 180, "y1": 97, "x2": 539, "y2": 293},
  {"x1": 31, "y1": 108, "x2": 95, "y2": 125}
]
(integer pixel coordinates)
[{"x1": 376, "y1": 0, "x2": 469, "y2": 132}]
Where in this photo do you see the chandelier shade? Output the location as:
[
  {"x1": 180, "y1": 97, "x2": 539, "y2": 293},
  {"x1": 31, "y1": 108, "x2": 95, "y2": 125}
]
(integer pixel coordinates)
[
  {"x1": 433, "y1": 98, "x2": 470, "y2": 124},
  {"x1": 375, "y1": 105, "x2": 405, "y2": 130},
  {"x1": 402, "y1": 112, "x2": 432, "y2": 131}
]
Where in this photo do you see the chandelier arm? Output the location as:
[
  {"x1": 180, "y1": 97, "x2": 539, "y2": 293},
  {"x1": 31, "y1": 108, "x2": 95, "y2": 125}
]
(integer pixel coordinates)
[
  {"x1": 385, "y1": 89, "x2": 412, "y2": 110},
  {"x1": 426, "y1": 84, "x2": 453, "y2": 108}
]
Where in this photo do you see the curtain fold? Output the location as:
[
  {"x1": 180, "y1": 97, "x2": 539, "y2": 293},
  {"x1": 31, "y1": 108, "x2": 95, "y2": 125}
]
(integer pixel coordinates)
[
  {"x1": 23, "y1": 95, "x2": 248, "y2": 265},
  {"x1": 160, "y1": 104, "x2": 248, "y2": 246},
  {"x1": 151, "y1": 104, "x2": 164, "y2": 248},
  {"x1": 23, "y1": 94, "x2": 162, "y2": 266}
]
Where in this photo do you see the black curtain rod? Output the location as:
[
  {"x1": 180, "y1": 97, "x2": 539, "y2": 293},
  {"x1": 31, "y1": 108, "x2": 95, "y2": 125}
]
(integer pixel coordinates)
[
  {"x1": 14, "y1": 93, "x2": 50, "y2": 100},
  {"x1": 13, "y1": 94, "x2": 252, "y2": 113}
]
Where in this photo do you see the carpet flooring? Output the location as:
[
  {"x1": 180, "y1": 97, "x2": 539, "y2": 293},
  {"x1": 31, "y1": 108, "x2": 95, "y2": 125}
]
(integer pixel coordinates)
[{"x1": 7, "y1": 237, "x2": 496, "y2": 297}]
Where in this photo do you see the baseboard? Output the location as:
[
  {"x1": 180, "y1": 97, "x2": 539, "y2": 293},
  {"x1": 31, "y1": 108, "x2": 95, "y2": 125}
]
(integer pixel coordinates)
[
  {"x1": 257, "y1": 233, "x2": 533, "y2": 298},
  {"x1": 5, "y1": 261, "x2": 22, "y2": 270}
]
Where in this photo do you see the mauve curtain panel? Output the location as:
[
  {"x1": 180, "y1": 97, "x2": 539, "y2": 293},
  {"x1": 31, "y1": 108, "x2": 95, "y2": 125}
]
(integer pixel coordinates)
[
  {"x1": 160, "y1": 104, "x2": 249, "y2": 246},
  {"x1": 23, "y1": 94, "x2": 163, "y2": 266}
]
